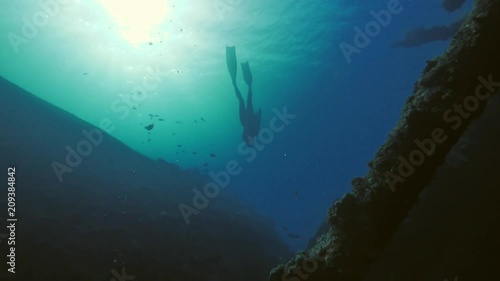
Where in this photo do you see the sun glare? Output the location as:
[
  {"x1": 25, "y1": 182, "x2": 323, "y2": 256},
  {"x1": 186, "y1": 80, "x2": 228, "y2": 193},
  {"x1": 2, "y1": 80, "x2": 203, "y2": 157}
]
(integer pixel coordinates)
[{"x1": 99, "y1": 0, "x2": 169, "y2": 44}]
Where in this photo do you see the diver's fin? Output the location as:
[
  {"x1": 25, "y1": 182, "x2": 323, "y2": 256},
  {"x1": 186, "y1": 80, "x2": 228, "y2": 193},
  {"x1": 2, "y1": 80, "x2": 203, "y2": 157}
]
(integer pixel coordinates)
[
  {"x1": 226, "y1": 46, "x2": 238, "y2": 86},
  {"x1": 241, "y1": 62, "x2": 253, "y2": 86}
]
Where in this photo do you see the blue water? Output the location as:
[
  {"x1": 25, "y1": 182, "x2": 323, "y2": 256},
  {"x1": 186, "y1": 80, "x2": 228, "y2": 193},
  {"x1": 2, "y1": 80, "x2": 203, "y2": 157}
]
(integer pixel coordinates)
[
  {"x1": 230, "y1": 0, "x2": 474, "y2": 251},
  {"x1": 0, "y1": 0, "x2": 474, "y2": 254}
]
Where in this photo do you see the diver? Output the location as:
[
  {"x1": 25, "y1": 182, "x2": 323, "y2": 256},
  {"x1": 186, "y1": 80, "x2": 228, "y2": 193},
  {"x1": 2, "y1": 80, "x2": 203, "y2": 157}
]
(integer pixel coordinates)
[{"x1": 226, "y1": 46, "x2": 261, "y2": 146}]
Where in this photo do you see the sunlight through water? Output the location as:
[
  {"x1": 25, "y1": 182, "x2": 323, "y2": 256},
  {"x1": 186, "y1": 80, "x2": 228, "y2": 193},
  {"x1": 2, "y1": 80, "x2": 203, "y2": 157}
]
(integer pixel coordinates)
[{"x1": 98, "y1": 0, "x2": 170, "y2": 45}]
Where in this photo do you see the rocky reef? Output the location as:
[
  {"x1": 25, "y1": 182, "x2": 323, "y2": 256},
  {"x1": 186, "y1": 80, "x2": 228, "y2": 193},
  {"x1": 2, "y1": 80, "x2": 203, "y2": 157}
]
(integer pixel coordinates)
[
  {"x1": 0, "y1": 77, "x2": 291, "y2": 280},
  {"x1": 270, "y1": 1, "x2": 500, "y2": 280}
]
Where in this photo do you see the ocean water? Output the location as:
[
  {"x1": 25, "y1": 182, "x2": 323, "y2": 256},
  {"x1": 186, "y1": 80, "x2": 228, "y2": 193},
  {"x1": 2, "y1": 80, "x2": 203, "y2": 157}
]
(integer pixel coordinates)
[{"x1": 0, "y1": 0, "x2": 475, "y2": 279}]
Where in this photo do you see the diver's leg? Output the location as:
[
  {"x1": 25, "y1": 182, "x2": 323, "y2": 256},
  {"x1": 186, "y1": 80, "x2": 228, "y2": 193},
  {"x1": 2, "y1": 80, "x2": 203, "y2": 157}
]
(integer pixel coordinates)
[
  {"x1": 252, "y1": 109, "x2": 262, "y2": 136},
  {"x1": 236, "y1": 88, "x2": 246, "y2": 126},
  {"x1": 246, "y1": 85, "x2": 254, "y2": 115}
]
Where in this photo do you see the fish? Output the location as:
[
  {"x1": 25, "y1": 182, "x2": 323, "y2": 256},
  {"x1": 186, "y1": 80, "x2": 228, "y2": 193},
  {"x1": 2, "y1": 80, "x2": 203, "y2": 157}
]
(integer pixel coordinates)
[
  {"x1": 201, "y1": 117, "x2": 206, "y2": 122},
  {"x1": 158, "y1": 118, "x2": 164, "y2": 121},
  {"x1": 82, "y1": 72, "x2": 88, "y2": 75},
  {"x1": 210, "y1": 153, "x2": 216, "y2": 158},
  {"x1": 147, "y1": 139, "x2": 151, "y2": 142},
  {"x1": 194, "y1": 120, "x2": 198, "y2": 123},
  {"x1": 177, "y1": 145, "x2": 182, "y2": 147},
  {"x1": 145, "y1": 124, "x2": 154, "y2": 130},
  {"x1": 175, "y1": 121, "x2": 182, "y2": 124},
  {"x1": 192, "y1": 152, "x2": 197, "y2": 155},
  {"x1": 172, "y1": 133, "x2": 176, "y2": 136},
  {"x1": 288, "y1": 233, "x2": 301, "y2": 239}
]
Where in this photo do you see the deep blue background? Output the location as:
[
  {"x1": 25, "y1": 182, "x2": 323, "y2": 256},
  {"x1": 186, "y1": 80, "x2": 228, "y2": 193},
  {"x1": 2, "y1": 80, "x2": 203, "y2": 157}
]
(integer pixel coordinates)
[{"x1": 230, "y1": 0, "x2": 474, "y2": 251}]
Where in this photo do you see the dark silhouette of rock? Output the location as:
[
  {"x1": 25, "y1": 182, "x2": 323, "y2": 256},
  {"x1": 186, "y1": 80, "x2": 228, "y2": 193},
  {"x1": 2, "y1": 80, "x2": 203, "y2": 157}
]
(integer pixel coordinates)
[
  {"x1": 271, "y1": 1, "x2": 500, "y2": 280},
  {"x1": 0, "y1": 76, "x2": 291, "y2": 280}
]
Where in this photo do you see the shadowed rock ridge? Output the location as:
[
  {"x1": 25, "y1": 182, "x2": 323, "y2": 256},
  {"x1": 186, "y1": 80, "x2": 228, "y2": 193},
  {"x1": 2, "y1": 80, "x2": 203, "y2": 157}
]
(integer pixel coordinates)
[
  {"x1": 0, "y1": 77, "x2": 291, "y2": 280},
  {"x1": 270, "y1": 1, "x2": 500, "y2": 280}
]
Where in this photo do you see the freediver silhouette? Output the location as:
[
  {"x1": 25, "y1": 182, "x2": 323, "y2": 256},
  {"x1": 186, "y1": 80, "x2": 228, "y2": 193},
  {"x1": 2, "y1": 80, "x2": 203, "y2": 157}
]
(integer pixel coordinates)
[{"x1": 226, "y1": 46, "x2": 261, "y2": 146}]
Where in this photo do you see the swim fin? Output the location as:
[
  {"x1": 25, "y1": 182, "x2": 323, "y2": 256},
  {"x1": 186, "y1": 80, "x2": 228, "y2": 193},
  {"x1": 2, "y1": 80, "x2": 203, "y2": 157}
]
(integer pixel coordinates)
[
  {"x1": 241, "y1": 61, "x2": 252, "y2": 86},
  {"x1": 226, "y1": 46, "x2": 238, "y2": 86}
]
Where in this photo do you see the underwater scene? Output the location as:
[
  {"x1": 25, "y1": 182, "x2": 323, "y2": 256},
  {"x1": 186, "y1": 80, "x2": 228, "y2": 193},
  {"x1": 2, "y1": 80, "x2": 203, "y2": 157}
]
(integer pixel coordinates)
[{"x1": 1, "y1": 0, "x2": 500, "y2": 280}]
